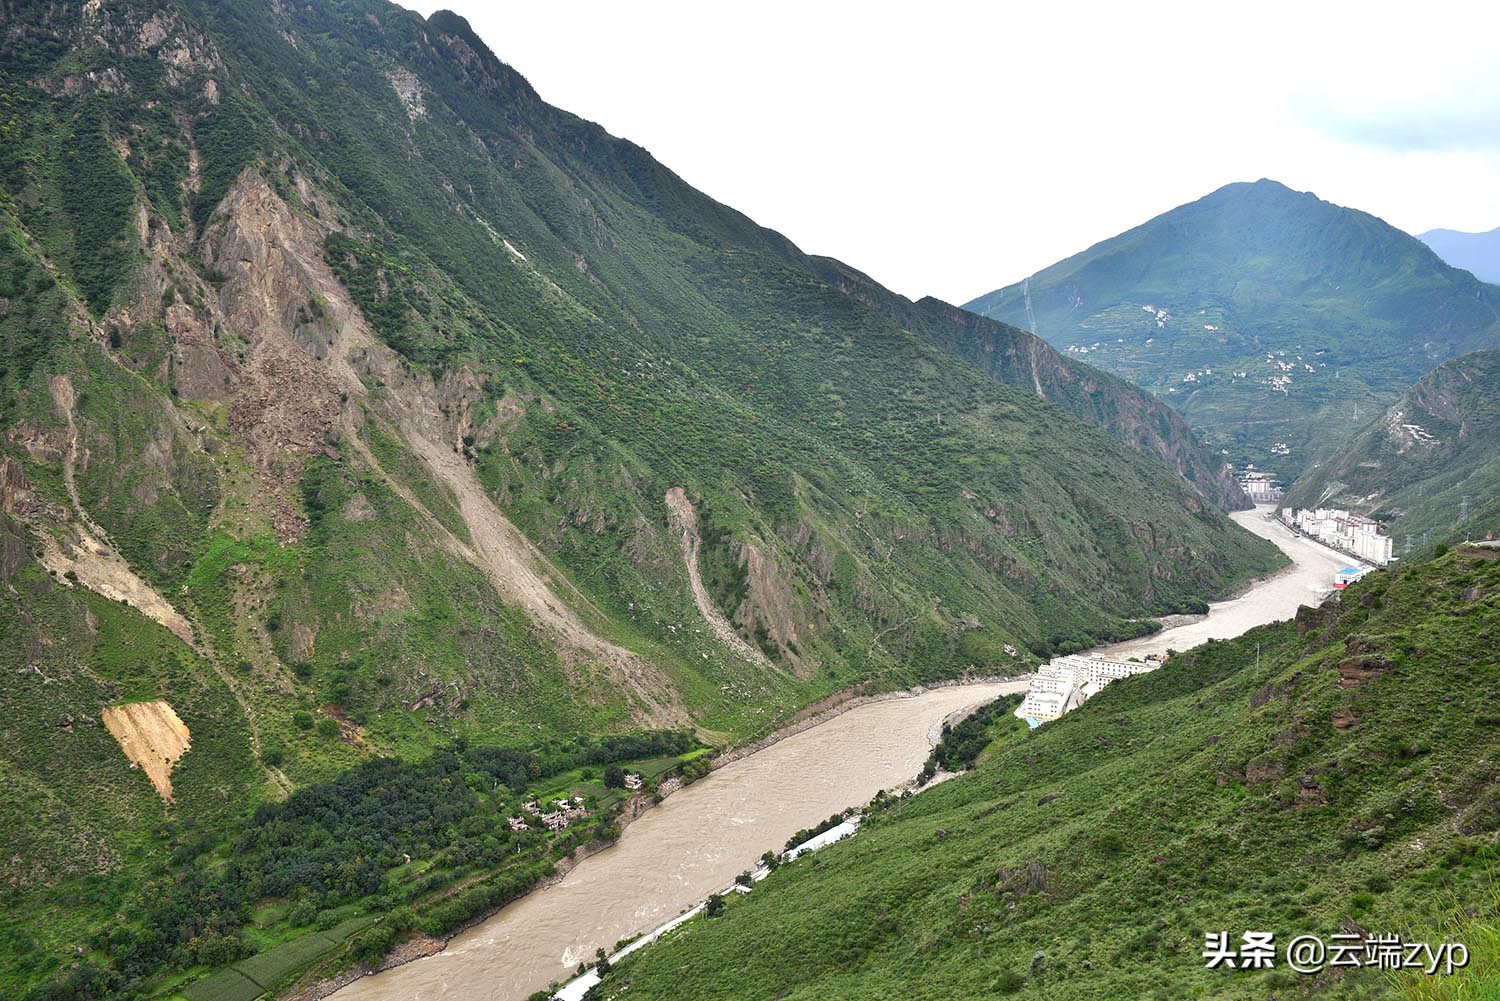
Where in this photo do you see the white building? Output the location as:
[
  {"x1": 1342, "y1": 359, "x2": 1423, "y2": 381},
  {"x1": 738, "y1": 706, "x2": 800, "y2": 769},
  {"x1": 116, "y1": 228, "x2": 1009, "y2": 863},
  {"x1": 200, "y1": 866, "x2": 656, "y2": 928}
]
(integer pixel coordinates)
[
  {"x1": 1235, "y1": 467, "x2": 1283, "y2": 503},
  {"x1": 1016, "y1": 654, "x2": 1160, "y2": 725},
  {"x1": 1283, "y1": 507, "x2": 1392, "y2": 565}
]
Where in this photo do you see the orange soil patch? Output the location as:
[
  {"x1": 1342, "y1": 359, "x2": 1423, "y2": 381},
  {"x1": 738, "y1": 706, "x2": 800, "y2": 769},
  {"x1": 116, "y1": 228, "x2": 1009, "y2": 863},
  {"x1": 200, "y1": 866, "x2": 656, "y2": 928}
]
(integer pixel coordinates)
[{"x1": 102, "y1": 700, "x2": 192, "y2": 801}]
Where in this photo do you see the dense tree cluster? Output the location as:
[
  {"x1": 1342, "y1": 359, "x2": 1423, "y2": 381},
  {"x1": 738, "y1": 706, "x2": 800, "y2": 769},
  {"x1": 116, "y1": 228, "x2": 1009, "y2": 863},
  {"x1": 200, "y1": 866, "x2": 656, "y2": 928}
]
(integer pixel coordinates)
[
  {"x1": 918, "y1": 694, "x2": 1025, "y2": 783},
  {"x1": 23, "y1": 730, "x2": 694, "y2": 1001}
]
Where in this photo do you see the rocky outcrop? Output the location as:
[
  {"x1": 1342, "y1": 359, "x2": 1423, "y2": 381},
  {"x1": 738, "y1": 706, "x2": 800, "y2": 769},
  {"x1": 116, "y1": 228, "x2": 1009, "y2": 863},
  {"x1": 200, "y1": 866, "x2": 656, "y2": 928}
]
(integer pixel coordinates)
[
  {"x1": 732, "y1": 539, "x2": 822, "y2": 676},
  {"x1": 1337, "y1": 655, "x2": 1392, "y2": 689},
  {"x1": 196, "y1": 168, "x2": 685, "y2": 724},
  {"x1": 199, "y1": 170, "x2": 350, "y2": 489}
]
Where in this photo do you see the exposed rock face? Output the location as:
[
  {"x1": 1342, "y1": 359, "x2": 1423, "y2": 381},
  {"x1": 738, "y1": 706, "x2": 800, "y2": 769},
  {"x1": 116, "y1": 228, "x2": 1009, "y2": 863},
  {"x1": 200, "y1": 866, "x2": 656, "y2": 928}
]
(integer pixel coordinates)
[
  {"x1": 164, "y1": 302, "x2": 234, "y2": 402},
  {"x1": 664, "y1": 487, "x2": 771, "y2": 669},
  {"x1": 1337, "y1": 655, "x2": 1392, "y2": 689},
  {"x1": 191, "y1": 169, "x2": 685, "y2": 724},
  {"x1": 386, "y1": 67, "x2": 426, "y2": 119},
  {"x1": 1244, "y1": 760, "x2": 1285, "y2": 787},
  {"x1": 101, "y1": 700, "x2": 192, "y2": 801},
  {"x1": 733, "y1": 539, "x2": 823, "y2": 676},
  {"x1": 1, "y1": 457, "x2": 63, "y2": 520},
  {"x1": 200, "y1": 170, "x2": 350, "y2": 486}
]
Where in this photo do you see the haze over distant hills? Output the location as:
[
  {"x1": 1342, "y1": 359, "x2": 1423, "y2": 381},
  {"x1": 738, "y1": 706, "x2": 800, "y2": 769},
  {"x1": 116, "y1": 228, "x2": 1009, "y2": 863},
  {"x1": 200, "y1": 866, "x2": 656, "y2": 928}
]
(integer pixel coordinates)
[
  {"x1": 1286, "y1": 348, "x2": 1500, "y2": 549},
  {"x1": 965, "y1": 180, "x2": 1500, "y2": 481},
  {"x1": 1419, "y1": 226, "x2": 1500, "y2": 284}
]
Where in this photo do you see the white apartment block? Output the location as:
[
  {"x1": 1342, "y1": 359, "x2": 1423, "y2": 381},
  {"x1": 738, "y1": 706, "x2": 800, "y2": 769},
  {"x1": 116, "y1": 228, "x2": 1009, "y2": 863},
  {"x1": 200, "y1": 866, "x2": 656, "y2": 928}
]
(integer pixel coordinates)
[
  {"x1": 1016, "y1": 654, "x2": 1160, "y2": 724},
  {"x1": 1283, "y1": 507, "x2": 1393, "y2": 565}
]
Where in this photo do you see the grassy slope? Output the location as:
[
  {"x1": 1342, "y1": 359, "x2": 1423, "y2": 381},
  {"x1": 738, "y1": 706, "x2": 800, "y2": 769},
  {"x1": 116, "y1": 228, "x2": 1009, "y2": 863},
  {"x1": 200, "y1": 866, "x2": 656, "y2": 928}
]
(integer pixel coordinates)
[
  {"x1": 0, "y1": 1, "x2": 1284, "y2": 994},
  {"x1": 1286, "y1": 349, "x2": 1500, "y2": 551},
  {"x1": 602, "y1": 551, "x2": 1500, "y2": 1000},
  {"x1": 965, "y1": 179, "x2": 1500, "y2": 480},
  {"x1": 808, "y1": 258, "x2": 1252, "y2": 511}
]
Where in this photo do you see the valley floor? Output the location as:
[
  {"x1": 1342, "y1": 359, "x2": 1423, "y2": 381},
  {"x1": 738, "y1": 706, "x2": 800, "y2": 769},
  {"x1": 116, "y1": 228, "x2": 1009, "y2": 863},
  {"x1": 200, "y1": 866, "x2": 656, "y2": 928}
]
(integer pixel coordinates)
[
  {"x1": 1095, "y1": 505, "x2": 1350, "y2": 660},
  {"x1": 326, "y1": 683, "x2": 1027, "y2": 1001}
]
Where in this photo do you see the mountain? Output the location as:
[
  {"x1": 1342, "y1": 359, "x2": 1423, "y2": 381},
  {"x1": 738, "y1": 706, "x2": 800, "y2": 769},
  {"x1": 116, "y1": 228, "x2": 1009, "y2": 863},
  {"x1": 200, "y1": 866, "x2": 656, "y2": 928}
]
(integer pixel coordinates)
[
  {"x1": 964, "y1": 180, "x2": 1500, "y2": 482},
  {"x1": 596, "y1": 550, "x2": 1500, "y2": 1000},
  {"x1": 1420, "y1": 226, "x2": 1500, "y2": 284},
  {"x1": 0, "y1": 1, "x2": 1284, "y2": 996},
  {"x1": 810, "y1": 260, "x2": 1251, "y2": 510},
  {"x1": 1285, "y1": 349, "x2": 1500, "y2": 549}
]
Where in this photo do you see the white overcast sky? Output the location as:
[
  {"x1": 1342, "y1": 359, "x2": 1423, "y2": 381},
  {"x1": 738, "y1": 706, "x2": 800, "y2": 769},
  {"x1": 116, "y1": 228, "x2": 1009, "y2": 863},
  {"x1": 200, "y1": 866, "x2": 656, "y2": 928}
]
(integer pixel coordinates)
[{"x1": 414, "y1": 1, "x2": 1500, "y2": 304}]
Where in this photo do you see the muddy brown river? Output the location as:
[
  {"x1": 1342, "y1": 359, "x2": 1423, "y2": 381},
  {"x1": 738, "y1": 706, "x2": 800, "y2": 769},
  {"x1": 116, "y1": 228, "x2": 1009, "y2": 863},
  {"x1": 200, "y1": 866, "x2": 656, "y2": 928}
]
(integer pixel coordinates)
[
  {"x1": 333, "y1": 506, "x2": 1347, "y2": 1001},
  {"x1": 1094, "y1": 505, "x2": 1352, "y2": 660},
  {"x1": 331, "y1": 681, "x2": 1026, "y2": 1001}
]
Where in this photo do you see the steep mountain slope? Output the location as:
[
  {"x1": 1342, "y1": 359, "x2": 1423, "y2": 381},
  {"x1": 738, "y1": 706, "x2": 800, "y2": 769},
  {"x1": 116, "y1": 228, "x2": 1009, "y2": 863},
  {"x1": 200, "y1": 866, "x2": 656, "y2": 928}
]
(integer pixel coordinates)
[
  {"x1": 599, "y1": 551, "x2": 1500, "y2": 1000},
  {"x1": 965, "y1": 180, "x2": 1500, "y2": 480},
  {"x1": 1421, "y1": 226, "x2": 1500, "y2": 284},
  {"x1": 812, "y1": 259, "x2": 1250, "y2": 510},
  {"x1": 0, "y1": 2, "x2": 1283, "y2": 995},
  {"x1": 1286, "y1": 349, "x2": 1500, "y2": 549}
]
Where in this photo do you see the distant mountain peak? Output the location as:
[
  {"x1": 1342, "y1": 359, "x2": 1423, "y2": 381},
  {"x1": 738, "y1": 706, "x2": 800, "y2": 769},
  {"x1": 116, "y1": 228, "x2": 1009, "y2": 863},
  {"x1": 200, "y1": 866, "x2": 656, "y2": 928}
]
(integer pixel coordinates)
[
  {"x1": 964, "y1": 181, "x2": 1500, "y2": 478},
  {"x1": 1418, "y1": 225, "x2": 1500, "y2": 284}
]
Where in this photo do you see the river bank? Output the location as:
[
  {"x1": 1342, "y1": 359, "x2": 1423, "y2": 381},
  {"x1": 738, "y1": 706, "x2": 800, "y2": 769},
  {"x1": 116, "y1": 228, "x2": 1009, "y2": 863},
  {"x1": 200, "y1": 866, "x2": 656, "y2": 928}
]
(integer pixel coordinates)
[
  {"x1": 710, "y1": 672, "x2": 1029, "y2": 769},
  {"x1": 288, "y1": 780, "x2": 671, "y2": 1001},
  {"x1": 323, "y1": 681, "x2": 1025, "y2": 1001},
  {"x1": 308, "y1": 515, "x2": 1312, "y2": 1001},
  {"x1": 293, "y1": 677, "x2": 1025, "y2": 1001},
  {"x1": 1093, "y1": 504, "x2": 1352, "y2": 661}
]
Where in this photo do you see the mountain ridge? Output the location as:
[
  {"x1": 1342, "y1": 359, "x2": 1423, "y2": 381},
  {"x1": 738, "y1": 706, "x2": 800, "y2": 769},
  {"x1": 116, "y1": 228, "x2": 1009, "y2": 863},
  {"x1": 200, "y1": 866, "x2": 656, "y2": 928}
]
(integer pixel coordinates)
[
  {"x1": 0, "y1": 2, "x2": 1284, "y2": 995},
  {"x1": 1285, "y1": 348, "x2": 1500, "y2": 549},
  {"x1": 1419, "y1": 225, "x2": 1500, "y2": 284},
  {"x1": 809, "y1": 257, "x2": 1251, "y2": 509},
  {"x1": 964, "y1": 179, "x2": 1500, "y2": 480}
]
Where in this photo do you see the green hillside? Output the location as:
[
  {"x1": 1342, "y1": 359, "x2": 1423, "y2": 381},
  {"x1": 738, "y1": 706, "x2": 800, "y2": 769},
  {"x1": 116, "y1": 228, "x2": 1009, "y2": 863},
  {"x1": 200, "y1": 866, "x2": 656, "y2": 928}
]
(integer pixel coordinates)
[
  {"x1": 0, "y1": 1, "x2": 1284, "y2": 997},
  {"x1": 1286, "y1": 349, "x2": 1500, "y2": 551},
  {"x1": 965, "y1": 180, "x2": 1500, "y2": 481},
  {"x1": 811, "y1": 259, "x2": 1252, "y2": 510},
  {"x1": 597, "y1": 550, "x2": 1500, "y2": 1000}
]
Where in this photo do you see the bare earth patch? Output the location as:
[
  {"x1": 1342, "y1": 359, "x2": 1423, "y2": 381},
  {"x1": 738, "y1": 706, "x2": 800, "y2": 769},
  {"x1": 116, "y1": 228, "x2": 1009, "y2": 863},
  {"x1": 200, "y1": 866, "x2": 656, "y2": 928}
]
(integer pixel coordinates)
[
  {"x1": 664, "y1": 487, "x2": 770, "y2": 668},
  {"x1": 102, "y1": 699, "x2": 192, "y2": 801}
]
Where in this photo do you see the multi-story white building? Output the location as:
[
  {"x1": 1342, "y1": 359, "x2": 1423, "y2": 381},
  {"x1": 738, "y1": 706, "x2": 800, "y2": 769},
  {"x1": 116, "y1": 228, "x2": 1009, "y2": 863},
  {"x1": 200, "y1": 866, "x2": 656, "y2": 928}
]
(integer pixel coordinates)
[
  {"x1": 1236, "y1": 467, "x2": 1283, "y2": 503},
  {"x1": 1283, "y1": 507, "x2": 1393, "y2": 565},
  {"x1": 1016, "y1": 654, "x2": 1160, "y2": 725}
]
